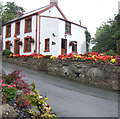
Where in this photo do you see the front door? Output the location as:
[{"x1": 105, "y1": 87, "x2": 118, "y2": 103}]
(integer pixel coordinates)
[
  {"x1": 61, "y1": 39, "x2": 67, "y2": 55},
  {"x1": 14, "y1": 40, "x2": 20, "y2": 55}
]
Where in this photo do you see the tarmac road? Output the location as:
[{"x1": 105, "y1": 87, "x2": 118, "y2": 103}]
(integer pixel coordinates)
[{"x1": 2, "y1": 62, "x2": 118, "y2": 117}]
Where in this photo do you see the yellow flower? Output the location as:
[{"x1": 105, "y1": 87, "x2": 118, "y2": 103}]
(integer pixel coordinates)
[{"x1": 110, "y1": 59, "x2": 116, "y2": 64}]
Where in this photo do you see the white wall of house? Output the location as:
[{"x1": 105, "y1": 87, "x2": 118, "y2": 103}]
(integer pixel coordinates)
[
  {"x1": 40, "y1": 6, "x2": 65, "y2": 19},
  {"x1": 39, "y1": 16, "x2": 86, "y2": 56},
  {"x1": 40, "y1": 16, "x2": 59, "y2": 56}
]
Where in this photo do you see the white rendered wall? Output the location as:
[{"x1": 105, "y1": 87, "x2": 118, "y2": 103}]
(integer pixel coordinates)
[
  {"x1": 58, "y1": 20, "x2": 86, "y2": 55},
  {"x1": 40, "y1": 6, "x2": 65, "y2": 19},
  {"x1": 40, "y1": 17, "x2": 59, "y2": 56}
]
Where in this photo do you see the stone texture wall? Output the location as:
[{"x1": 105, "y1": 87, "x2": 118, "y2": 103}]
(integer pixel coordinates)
[{"x1": 2, "y1": 57, "x2": 120, "y2": 90}]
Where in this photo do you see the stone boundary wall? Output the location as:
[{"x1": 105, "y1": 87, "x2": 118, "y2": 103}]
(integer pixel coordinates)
[{"x1": 2, "y1": 57, "x2": 120, "y2": 90}]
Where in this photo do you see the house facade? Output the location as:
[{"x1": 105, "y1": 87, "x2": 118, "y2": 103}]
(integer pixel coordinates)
[{"x1": 2, "y1": 0, "x2": 87, "y2": 56}]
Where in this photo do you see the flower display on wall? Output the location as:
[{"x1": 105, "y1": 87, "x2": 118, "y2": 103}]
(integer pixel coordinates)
[{"x1": 9, "y1": 52, "x2": 120, "y2": 65}]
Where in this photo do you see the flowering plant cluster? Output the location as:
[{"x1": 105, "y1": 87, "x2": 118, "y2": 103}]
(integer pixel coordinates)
[
  {"x1": 1, "y1": 71, "x2": 56, "y2": 118},
  {"x1": 9, "y1": 52, "x2": 120, "y2": 65},
  {"x1": 27, "y1": 82, "x2": 56, "y2": 118},
  {"x1": 56, "y1": 52, "x2": 120, "y2": 65}
]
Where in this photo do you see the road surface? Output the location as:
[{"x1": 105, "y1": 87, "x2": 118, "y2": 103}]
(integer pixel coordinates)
[{"x1": 2, "y1": 62, "x2": 118, "y2": 117}]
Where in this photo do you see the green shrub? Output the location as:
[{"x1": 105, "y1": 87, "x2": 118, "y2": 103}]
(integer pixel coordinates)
[
  {"x1": 2, "y1": 49, "x2": 13, "y2": 58},
  {"x1": 106, "y1": 49, "x2": 115, "y2": 56}
]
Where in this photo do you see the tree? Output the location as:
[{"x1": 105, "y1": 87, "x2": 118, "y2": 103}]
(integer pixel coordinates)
[
  {"x1": 1, "y1": 2, "x2": 25, "y2": 25},
  {"x1": 92, "y1": 14, "x2": 120, "y2": 54},
  {"x1": 85, "y1": 30, "x2": 91, "y2": 52}
]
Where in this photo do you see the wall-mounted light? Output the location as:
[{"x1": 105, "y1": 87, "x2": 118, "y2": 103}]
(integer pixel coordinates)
[
  {"x1": 64, "y1": 34, "x2": 67, "y2": 39},
  {"x1": 52, "y1": 33, "x2": 56, "y2": 37}
]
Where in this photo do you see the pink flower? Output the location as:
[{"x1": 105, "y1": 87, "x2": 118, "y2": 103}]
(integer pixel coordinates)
[
  {"x1": 2, "y1": 84, "x2": 7, "y2": 87},
  {"x1": 12, "y1": 84, "x2": 16, "y2": 87},
  {"x1": 3, "y1": 100, "x2": 6, "y2": 103},
  {"x1": 8, "y1": 85, "x2": 13, "y2": 88}
]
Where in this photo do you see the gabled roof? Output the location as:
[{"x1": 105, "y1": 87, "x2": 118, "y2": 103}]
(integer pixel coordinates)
[{"x1": 3, "y1": 3, "x2": 67, "y2": 26}]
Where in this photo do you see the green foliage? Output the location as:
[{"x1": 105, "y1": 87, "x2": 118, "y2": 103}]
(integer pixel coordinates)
[
  {"x1": 106, "y1": 49, "x2": 115, "y2": 56},
  {"x1": 2, "y1": 49, "x2": 13, "y2": 58},
  {"x1": 85, "y1": 30, "x2": 91, "y2": 52},
  {"x1": 3, "y1": 70, "x2": 20, "y2": 84},
  {"x1": 2, "y1": 86, "x2": 17, "y2": 102},
  {"x1": 27, "y1": 82, "x2": 56, "y2": 119},
  {"x1": 1, "y1": 2, "x2": 25, "y2": 24},
  {"x1": 92, "y1": 14, "x2": 120, "y2": 54},
  {"x1": 117, "y1": 40, "x2": 120, "y2": 55}
]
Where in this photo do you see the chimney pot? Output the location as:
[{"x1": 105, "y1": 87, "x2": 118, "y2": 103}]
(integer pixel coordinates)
[{"x1": 50, "y1": 0, "x2": 58, "y2": 4}]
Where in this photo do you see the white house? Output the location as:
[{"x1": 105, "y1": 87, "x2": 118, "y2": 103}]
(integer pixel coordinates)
[{"x1": 2, "y1": 0, "x2": 87, "y2": 56}]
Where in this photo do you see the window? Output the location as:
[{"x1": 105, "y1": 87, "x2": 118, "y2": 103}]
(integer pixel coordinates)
[
  {"x1": 5, "y1": 41, "x2": 10, "y2": 50},
  {"x1": 24, "y1": 37, "x2": 31, "y2": 52},
  {"x1": 72, "y1": 41, "x2": 77, "y2": 52},
  {"x1": 44, "y1": 39, "x2": 50, "y2": 52},
  {"x1": 6, "y1": 24, "x2": 11, "y2": 38},
  {"x1": 65, "y1": 22, "x2": 71, "y2": 34},
  {"x1": 15, "y1": 21, "x2": 20, "y2": 35},
  {"x1": 25, "y1": 17, "x2": 32, "y2": 33}
]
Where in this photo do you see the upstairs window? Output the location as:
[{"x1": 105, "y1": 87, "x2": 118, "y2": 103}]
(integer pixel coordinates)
[
  {"x1": 24, "y1": 37, "x2": 31, "y2": 52},
  {"x1": 44, "y1": 38, "x2": 50, "y2": 52},
  {"x1": 15, "y1": 21, "x2": 20, "y2": 35},
  {"x1": 65, "y1": 22, "x2": 71, "y2": 34},
  {"x1": 25, "y1": 17, "x2": 32, "y2": 33},
  {"x1": 6, "y1": 24, "x2": 11, "y2": 38}
]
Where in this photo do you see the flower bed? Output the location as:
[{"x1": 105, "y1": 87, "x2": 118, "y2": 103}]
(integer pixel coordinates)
[
  {"x1": 9, "y1": 52, "x2": 120, "y2": 65},
  {"x1": 1, "y1": 71, "x2": 56, "y2": 118}
]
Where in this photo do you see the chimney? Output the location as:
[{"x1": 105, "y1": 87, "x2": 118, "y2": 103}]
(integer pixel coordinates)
[{"x1": 50, "y1": 0, "x2": 58, "y2": 4}]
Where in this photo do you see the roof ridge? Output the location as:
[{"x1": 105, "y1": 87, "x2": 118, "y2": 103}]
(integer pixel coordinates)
[{"x1": 23, "y1": 3, "x2": 55, "y2": 16}]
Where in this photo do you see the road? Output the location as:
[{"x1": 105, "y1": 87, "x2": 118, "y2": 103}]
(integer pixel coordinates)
[{"x1": 2, "y1": 62, "x2": 118, "y2": 117}]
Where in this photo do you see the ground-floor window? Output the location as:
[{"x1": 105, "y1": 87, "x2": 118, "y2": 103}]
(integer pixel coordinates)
[
  {"x1": 44, "y1": 38, "x2": 50, "y2": 52},
  {"x1": 72, "y1": 41, "x2": 77, "y2": 52},
  {"x1": 24, "y1": 37, "x2": 31, "y2": 52},
  {"x1": 5, "y1": 41, "x2": 10, "y2": 50}
]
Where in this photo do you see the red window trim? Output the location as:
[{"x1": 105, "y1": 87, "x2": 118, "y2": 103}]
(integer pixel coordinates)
[
  {"x1": 6, "y1": 24, "x2": 11, "y2": 38},
  {"x1": 24, "y1": 36, "x2": 31, "y2": 53},
  {"x1": 72, "y1": 41, "x2": 77, "y2": 53},
  {"x1": 5, "y1": 40, "x2": 11, "y2": 50},
  {"x1": 65, "y1": 22, "x2": 71, "y2": 34},
  {"x1": 65, "y1": 32, "x2": 72, "y2": 35},
  {"x1": 44, "y1": 38, "x2": 50, "y2": 52},
  {"x1": 24, "y1": 17, "x2": 32, "y2": 33},
  {"x1": 15, "y1": 21, "x2": 20, "y2": 36}
]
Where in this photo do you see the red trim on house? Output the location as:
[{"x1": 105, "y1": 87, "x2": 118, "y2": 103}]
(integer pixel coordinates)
[
  {"x1": 38, "y1": 3, "x2": 56, "y2": 14},
  {"x1": 38, "y1": 16, "x2": 41, "y2": 54},
  {"x1": 24, "y1": 36, "x2": 32, "y2": 53},
  {"x1": 35, "y1": 15, "x2": 38, "y2": 52},
  {"x1": 15, "y1": 21, "x2": 20, "y2": 36},
  {"x1": 65, "y1": 32, "x2": 72, "y2": 35},
  {"x1": 24, "y1": 17, "x2": 32, "y2": 33},
  {"x1": 55, "y1": 4, "x2": 67, "y2": 20},
  {"x1": 40, "y1": 15, "x2": 87, "y2": 29},
  {"x1": 5, "y1": 40, "x2": 11, "y2": 50},
  {"x1": 14, "y1": 38, "x2": 20, "y2": 55},
  {"x1": 44, "y1": 38, "x2": 50, "y2": 52},
  {"x1": 5, "y1": 24, "x2": 11, "y2": 38}
]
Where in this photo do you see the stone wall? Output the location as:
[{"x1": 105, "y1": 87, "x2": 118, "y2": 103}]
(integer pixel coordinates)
[{"x1": 2, "y1": 57, "x2": 120, "y2": 90}]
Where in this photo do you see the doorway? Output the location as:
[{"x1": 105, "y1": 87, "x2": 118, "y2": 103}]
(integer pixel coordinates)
[
  {"x1": 61, "y1": 39, "x2": 67, "y2": 55},
  {"x1": 14, "y1": 39, "x2": 20, "y2": 55}
]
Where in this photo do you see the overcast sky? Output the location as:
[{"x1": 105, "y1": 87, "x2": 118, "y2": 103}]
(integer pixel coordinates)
[{"x1": 1, "y1": 0, "x2": 120, "y2": 37}]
